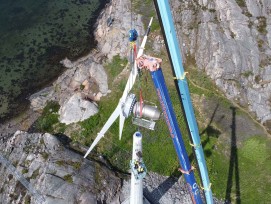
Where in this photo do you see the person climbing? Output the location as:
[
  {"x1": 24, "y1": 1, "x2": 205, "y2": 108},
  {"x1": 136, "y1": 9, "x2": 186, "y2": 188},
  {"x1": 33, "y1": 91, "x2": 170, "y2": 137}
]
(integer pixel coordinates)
[
  {"x1": 138, "y1": 166, "x2": 144, "y2": 174},
  {"x1": 134, "y1": 160, "x2": 139, "y2": 169}
]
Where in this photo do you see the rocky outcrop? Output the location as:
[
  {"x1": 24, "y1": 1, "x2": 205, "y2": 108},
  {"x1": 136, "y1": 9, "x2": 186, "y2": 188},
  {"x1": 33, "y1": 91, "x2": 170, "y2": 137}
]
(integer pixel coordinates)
[
  {"x1": 94, "y1": 0, "x2": 144, "y2": 60},
  {"x1": 29, "y1": 56, "x2": 109, "y2": 124},
  {"x1": 59, "y1": 93, "x2": 98, "y2": 124},
  {"x1": 0, "y1": 131, "x2": 207, "y2": 204},
  {"x1": 173, "y1": 0, "x2": 271, "y2": 131},
  {"x1": 0, "y1": 131, "x2": 121, "y2": 204}
]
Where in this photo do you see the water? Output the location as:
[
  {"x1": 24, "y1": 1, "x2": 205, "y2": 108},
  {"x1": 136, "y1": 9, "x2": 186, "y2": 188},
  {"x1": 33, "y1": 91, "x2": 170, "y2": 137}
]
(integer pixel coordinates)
[{"x1": 0, "y1": 0, "x2": 108, "y2": 122}]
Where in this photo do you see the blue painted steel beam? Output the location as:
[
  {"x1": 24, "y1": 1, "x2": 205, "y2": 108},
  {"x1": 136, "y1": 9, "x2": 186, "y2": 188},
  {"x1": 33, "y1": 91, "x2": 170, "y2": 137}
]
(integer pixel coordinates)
[
  {"x1": 154, "y1": 0, "x2": 213, "y2": 203},
  {"x1": 151, "y1": 68, "x2": 202, "y2": 204}
]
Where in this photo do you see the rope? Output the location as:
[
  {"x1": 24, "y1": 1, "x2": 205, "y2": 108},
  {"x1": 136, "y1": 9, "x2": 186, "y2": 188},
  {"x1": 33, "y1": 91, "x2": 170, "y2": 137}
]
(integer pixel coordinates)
[
  {"x1": 173, "y1": 72, "x2": 188, "y2": 80},
  {"x1": 130, "y1": 0, "x2": 133, "y2": 29},
  {"x1": 178, "y1": 165, "x2": 195, "y2": 175},
  {"x1": 189, "y1": 141, "x2": 201, "y2": 149},
  {"x1": 200, "y1": 183, "x2": 212, "y2": 191},
  {"x1": 139, "y1": 89, "x2": 144, "y2": 117}
]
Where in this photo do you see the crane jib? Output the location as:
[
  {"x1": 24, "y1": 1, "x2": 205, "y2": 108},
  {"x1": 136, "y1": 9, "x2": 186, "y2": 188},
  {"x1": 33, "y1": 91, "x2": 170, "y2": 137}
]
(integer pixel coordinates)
[
  {"x1": 150, "y1": 68, "x2": 203, "y2": 203},
  {"x1": 153, "y1": 0, "x2": 214, "y2": 203}
]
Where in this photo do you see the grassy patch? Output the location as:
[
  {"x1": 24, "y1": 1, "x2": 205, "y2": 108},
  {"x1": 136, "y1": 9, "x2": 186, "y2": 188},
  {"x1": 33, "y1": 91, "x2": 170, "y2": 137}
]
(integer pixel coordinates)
[
  {"x1": 56, "y1": 160, "x2": 65, "y2": 166},
  {"x1": 256, "y1": 16, "x2": 267, "y2": 34},
  {"x1": 71, "y1": 161, "x2": 81, "y2": 170},
  {"x1": 241, "y1": 71, "x2": 253, "y2": 78},
  {"x1": 22, "y1": 168, "x2": 28, "y2": 174},
  {"x1": 63, "y1": 174, "x2": 73, "y2": 183},
  {"x1": 36, "y1": 101, "x2": 60, "y2": 133},
  {"x1": 30, "y1": 168, "x2": 39, "y2": 180},
  {"x1": 56, "y1": 160, "x2": 81, "y2": 170},
  {"x1": 240, "y1": 136, "x2": 270, "y2": 163},
  {"x1": 24, "y1": 195, "x2": 31, "y2": 204},
  {"x1": 41, "y1": 152, "x2": 49, "y2": 160},
  {"x1": 104, "y1": 55, "x2": 127, "y2": 82},
  {"x1": 36, "y1": 101, "x2": 66, "y2": 133},
  {"x1": 133, "y1": 0, "x2": 160, "y2": 32},
  {"x1": 236, "y1": 0, "x2": 246, "y2": 7}
]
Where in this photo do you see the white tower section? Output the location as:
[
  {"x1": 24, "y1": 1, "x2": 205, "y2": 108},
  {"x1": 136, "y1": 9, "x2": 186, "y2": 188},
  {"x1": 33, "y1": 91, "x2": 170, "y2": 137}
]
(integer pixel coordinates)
[{"x1": 130, "y1": 132, "x2": 143, "y2": 204}]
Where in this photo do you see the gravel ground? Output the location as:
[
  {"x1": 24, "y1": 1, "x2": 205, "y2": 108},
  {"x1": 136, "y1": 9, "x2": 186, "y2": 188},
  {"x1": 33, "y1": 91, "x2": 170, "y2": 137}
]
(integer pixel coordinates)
[{"x1": 120, "y1": 172, "x2": 225, "y2": 204}]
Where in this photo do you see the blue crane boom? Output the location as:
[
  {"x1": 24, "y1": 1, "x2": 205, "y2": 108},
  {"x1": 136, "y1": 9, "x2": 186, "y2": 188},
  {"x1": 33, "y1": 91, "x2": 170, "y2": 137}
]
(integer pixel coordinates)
[
  {"x1": 136, "y1": 55, "x2": 203, "y2": 203},
  {"x1": 153, "y1": 0, "x2": 213, "y2": 203}
]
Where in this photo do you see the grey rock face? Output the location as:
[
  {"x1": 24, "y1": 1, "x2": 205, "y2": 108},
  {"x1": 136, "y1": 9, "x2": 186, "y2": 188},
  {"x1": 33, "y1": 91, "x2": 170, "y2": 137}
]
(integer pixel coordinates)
[
  {"x1": 94, "y1": 0, "x2": 144, "y2": 60},
  {"x1": 29, "y1": 87, "x2": 56, "y2": 111},
  {"x1": 0, "y1": 131, "x2": 121, "y2": 204},
  {"x1": 174, "y1": 0, "x2": 271, "y2": 131},
  {"x1": 59, "y1": 93, "x2": 98, "y2": 124},
  {"x1": 29, "y1": 57, "x2": 108, "y2": 124}
]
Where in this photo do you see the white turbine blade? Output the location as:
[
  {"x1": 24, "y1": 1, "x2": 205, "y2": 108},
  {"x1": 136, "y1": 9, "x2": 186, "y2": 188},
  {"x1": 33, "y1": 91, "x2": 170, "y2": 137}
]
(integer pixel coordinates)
[
  {"x1": 122, "y1": 17, "x2": 153, "y2": 100},
  {"x1": 119, "y1": 113, "x2": 125, "y2": 140},
  {"x1": 84, "y1": 18, "x2": 153, "y2": 157},
  {"x1": 118, "y1": 17, "x2": 153, "y2": 139},
  {"x1": 121, "y1": 17, "x2": 154, "y2": 103},
  {"x1": 137, "y1": 17, "x2": 153, "y2": 59},
  {"x1": 84, "y1": 104, "x2": 122, "y2": 158}
]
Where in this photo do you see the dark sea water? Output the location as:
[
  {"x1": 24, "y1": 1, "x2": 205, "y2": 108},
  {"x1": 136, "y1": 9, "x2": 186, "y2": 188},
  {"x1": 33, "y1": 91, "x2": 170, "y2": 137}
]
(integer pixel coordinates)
[{"x1": 0, "y1": 0, "x2": 108, "y2": 122}]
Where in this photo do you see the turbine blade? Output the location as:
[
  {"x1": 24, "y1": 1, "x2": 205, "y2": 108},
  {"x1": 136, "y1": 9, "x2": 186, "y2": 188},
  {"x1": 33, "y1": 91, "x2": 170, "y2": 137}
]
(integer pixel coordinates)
[
  {"x1": 120, "y1": 17, "x2": 153, "y2": 102},
  {"x1": 117, "y1": 17, "x2": 154, "y2": 140},
  {"x1": 119, "y1": 113, "x2": 125, "y2": 140},
  {"x1": 84, "y1": 18, "x2": 154, "y2": 157},
  {"x1": 84, "y1": 104, "x2": 122, "y2": 158}
]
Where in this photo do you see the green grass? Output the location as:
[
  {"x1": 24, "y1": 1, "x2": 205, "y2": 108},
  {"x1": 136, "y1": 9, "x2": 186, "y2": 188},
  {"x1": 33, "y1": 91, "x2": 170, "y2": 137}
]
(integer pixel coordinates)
[
  {"x1": 63, "y1": 174, "x2": 73, "y2": 183},
  {"x1": 207, "y1": 136, "x2": 271, "y2": 203},
  {"x1": 36, "y1": 101, "x2": 60, "y2": 133},
  {"x1": 236, "y1": 0, "x2": 246, "y2": 7},
  {"x1": 104, "y1": 55, "x2": 128, "y2": 82},
  {"x1": 36, "y1": 101, "x2": 66, "y2": 133},
  {"x1": 256, "y1": 16, "x2": 267, "y2": 35}
]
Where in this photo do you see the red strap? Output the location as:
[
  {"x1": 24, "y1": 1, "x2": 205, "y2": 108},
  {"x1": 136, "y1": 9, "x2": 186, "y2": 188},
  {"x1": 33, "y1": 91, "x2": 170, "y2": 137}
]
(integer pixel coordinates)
[{"x1": 134, "y1": 44, "x2": 137, "y2": 59}]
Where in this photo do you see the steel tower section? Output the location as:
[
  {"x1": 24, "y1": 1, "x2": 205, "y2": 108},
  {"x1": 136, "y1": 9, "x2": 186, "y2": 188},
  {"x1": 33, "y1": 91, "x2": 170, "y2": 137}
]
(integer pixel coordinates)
[
  {"x1": 153, "y1": 0, "x2": 213, "y2": 203},
  {"x1": 151, "y1": 68, "x2": 202, "y2": 204},
  {"x1": 130, "y1": 132, "x2": 144, "y2": 204}
]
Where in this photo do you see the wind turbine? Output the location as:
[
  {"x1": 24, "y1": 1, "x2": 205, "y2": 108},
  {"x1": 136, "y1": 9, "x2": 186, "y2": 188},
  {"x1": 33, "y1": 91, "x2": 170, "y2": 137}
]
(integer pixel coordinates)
[{"x1": 84, "y1": 18, "x2": 153, "y2": 158}]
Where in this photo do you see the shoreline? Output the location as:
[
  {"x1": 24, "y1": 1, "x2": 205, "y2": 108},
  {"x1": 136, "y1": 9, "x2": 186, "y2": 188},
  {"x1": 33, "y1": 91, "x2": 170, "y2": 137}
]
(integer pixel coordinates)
[
  {"x1": 0, "y1": 1, "x2": 112, "y2": 140},
  {"x1": 0, "y1": 0, "x2": 110, "y2": 124}
]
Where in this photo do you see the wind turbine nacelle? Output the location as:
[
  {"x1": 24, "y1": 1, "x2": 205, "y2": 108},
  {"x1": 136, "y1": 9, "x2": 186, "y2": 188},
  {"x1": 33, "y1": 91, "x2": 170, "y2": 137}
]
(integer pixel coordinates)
[
  {"x1": 122, "y1": 93, "x2": 161, "y2": 130},
  {"x1": 133, "y1": 102, "x2": 160, "y2": 120},
  {"x1": 122, "y1": 93, "x2": 160, "y2": 120}
]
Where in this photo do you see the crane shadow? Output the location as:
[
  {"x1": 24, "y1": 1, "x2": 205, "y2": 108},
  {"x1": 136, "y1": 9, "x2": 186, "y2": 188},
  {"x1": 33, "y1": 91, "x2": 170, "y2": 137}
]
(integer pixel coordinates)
[
  {"x1": 189, "y1": 103, "x2": 222, "y2": 162},
  {"x1": 200, "y1": 104, "x2": 222, "y2": 151},
  {"x1": 225, "y1": 106, "x2": 241, "y2": 203},
  {"x1": 143, "y1": 176, "x2": 177, "y2": 203}
]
